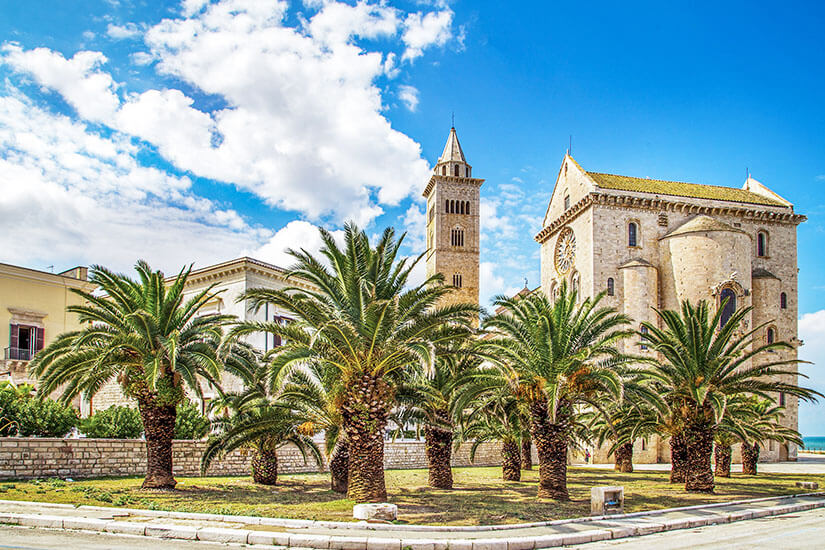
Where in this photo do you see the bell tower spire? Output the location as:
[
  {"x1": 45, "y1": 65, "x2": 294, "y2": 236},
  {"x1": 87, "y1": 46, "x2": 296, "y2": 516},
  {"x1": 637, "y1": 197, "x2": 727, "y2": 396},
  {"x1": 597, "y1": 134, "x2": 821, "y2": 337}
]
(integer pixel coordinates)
[{"x1": 423, "y1": 126, "x2": 484, "y2": 309}]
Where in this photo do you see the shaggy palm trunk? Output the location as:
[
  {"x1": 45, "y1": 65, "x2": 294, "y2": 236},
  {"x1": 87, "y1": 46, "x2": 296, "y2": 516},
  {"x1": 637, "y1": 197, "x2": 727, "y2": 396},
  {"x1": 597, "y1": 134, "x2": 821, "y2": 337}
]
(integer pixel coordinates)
[
  {"x1": 424, "y1": 416, "x2": 453, "y2": 489},
  {"x1": 715, "y1": 444, "x2": 732, "y2": 478},
  {"x1": 328, "y1": 437, "x2": 349, "y2": 493},
  {"x1": 502, "y1": 439, "x2": 521, "y2": 481},
  {"x1": 742, "y1": 442, "x2": 760, "y2": 475},
  {"x1": 684, "y1": 425, "x2": 715, "y2": 493},
  {"x1": 341, "y1": 374, "x2": 390, "y2": 503},
  {"x1": 669, "y1": 433, "x2": 687, "y2": 483},
  {"x1": 251, "y1": 448, "x2": 279, "y2": 485},
  {"x1": 521, "y1": 437, "x2": 533, "y2": 470},
  {"x1": 137, "y1": 396, "x2": 177, "y2": 490},
  {"x1": 615, "y1": 442, "x2": 634, "y2": 473},
  {"x1": 530, "y1": 399, "x2": 570, "y2": 500}
]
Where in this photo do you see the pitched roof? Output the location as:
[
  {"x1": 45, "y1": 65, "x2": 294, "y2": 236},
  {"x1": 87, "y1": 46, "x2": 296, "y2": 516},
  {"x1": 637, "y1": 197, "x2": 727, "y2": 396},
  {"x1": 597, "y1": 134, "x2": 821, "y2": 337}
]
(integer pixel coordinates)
[
  {"x1": 438, "y1": 127, "x2": 466, "y2": 164},
  {"x1": 752, "y1": 267, "x2": 780, "y2": 280},
  {"x1": 662, "y1": 215, "x2": 745, "y2": 238},
  {"x1": 587, "y1": 172, "x2": 786, "y2": 207}
]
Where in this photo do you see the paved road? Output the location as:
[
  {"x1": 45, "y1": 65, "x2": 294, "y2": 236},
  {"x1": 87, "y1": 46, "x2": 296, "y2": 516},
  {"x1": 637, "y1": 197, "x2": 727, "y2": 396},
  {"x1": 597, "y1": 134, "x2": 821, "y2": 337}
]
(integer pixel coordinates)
[
  {"x1": 576, "y1": 452, "x2": 825, "y2": 474},
  {"x1": 582, "y1": 507, "x2": 825, "y2": 549},
  {"x1": 1, "y1": 508, "x2": 824, "y2": 549}
]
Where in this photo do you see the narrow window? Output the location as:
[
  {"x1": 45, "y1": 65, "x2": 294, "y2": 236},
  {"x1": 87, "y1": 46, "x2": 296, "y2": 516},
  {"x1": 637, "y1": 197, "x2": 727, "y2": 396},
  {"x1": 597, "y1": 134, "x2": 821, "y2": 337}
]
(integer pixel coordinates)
[
  {"x1": 628, "y1": 222, "x2": 638, "y2": 247},
  {"x1": 441, "y1": 165, "x2": 446, "y2": 176},
  {"x1": 641, "y1": 439, "x2": 646, "y2": 451},
  {"x1": 465, "y1": 166, "x2": 470, "y2": 177},
  {"x1": 607, "y1": 278, "x2": 615, "y2": 296},
  {"x1": 564, "y1": 195, "x2": 570, "y2": 211},
  {"x1": 454, "y1": 164, "x2": 459, "y2": 176},
  {"x1": 640, "y1": 325, "x2": 649, "y2": 351},
  {"x1": 452, "y1": 273, "x2": 462, "y2": 288},
  {"x1": 780, "y1": 292, "x2": 787, "y2": 309},
  {"x1": 719, "y1": 288, "x2": 736, "y2": 327},
  {"x1": 460, "y1": 201, "x2": 465, "y2": 215},
  {"x1": 779, "y1": 392, "x2": 786, "y2": 406},
  {"x1": 757, "y1": 231, "x2": 767, "y2": 257},
  {"x1": 445, "y1": 199, "x2": 449, "y2": 212},
  {"x1": 767, "y1": 327, "x2": 776, "y2": 344},
  {"x1": 466, "y1": 201, "x2": 470, "y2": 214}
]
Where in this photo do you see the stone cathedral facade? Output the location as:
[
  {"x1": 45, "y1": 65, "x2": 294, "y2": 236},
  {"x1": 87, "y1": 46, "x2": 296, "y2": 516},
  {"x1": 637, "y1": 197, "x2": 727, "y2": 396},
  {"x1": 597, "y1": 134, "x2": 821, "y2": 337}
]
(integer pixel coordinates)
[{"x1": 535, "y1": 154, "x2": 806, "y2": 462}]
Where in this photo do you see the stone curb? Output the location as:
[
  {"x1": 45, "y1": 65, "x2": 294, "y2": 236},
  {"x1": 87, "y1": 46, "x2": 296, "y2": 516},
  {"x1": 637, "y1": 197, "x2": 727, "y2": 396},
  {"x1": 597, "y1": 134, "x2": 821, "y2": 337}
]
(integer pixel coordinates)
[{"x1": 1, "y1": 496, "x2": 825, "y2": 549}]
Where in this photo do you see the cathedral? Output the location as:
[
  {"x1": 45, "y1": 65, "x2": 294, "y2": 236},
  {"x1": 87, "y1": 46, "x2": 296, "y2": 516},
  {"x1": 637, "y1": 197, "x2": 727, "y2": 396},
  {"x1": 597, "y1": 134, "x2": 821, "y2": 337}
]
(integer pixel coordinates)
[{"x1": 424, "y1": 128, "x2": 805, "y2": 462}]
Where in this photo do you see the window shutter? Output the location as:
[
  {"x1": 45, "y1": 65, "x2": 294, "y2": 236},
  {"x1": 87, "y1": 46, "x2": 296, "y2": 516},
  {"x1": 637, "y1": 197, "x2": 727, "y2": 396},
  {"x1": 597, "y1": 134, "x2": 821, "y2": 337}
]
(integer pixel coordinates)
[
  {"x1": 9, "y1": 324, "x2": 19, "y2": 350},
  {"x1": 35, "y1": 327, "x2": 45, "y2": 351}
]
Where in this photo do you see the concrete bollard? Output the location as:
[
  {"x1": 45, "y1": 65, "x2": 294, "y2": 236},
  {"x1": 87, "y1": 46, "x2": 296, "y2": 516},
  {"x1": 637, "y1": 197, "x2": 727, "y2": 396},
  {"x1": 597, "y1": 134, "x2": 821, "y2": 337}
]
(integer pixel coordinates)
[{"x1": 591, "y1": 486, "x2": 624, "y2": 516}]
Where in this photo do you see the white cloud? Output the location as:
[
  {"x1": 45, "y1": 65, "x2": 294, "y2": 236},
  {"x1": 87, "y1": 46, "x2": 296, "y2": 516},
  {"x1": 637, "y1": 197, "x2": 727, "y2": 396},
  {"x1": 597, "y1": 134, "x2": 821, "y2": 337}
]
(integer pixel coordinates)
[
  {"x1": 0, "y1": 93, "x2": 263, "y2": 272},
  {"x1": 106, "y1": 23, "x2": 142, "y2": 40},
  {"x1": 1, "y1": 45, "x2": 120, "y2": 122},
  {"x1": 254, "y1": 220, "x2": 345, "y2": 269},
  {"x1": 398, "y1": 84, "x2": 419, "y2": 111},
  {"x1": 400, "y1": 202, "x2": 426, "y2": 252},
  {"x1": 82, "y1": 31, "x2": 96, "y2": 41},
  {"x1": 401, "y1": 8, "x2": 453, "y2": 61},
  {"x1": 130, "y1": 52, "x2": 156, "y2": 66},
  {"x1": 306, "y1": 1, "x2": 399, "y2": 46},
  {"x1": 798, "y1": 310, "x2": 825, "y2": 436},
  {"x1": 480, "y1": 198, "x2": 516, "y2": 239}
]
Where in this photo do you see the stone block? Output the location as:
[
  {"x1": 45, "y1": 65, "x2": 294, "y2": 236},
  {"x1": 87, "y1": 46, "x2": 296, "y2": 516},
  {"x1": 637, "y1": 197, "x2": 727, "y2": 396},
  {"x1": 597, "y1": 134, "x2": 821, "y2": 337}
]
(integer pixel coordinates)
[
  {"x1": 145, "y1": 523, "x2": 199, "y2": 540},
  {"x1": 506, "y1": 536, "x2": 535, "y2": 550},
  {"x1": 366, "y1": 537, "x2": 402, "y2": 550},
  {"x1": 104, "y1": 521, "x2": 147, "y2": 536},
  {"x1": 531, "y1": 534, "x2": 565, "y2": 549},
  {"x1": 18, "y1": 515, "x2": 63, "y2": 529},
  {"x1": 328, "y1": 536, "x2": 368, "y2": 550},
  {"x1": 562, "y1": 529, "x2": 611, "y2": 545},
  {"x1": 63, "y1": 517, "x2": 112, "y2": 530},
  {"x1": 471, "y1": 539, "x2": 508, "y2": 550},
  {"x1": 289, "y1": 533, "x2": 331, "y2": 549},
  {"x1": 247, "y1": 530, "x2": 291, "y2": 546},
  {"x1": 353, "y1": 503, "x2": 398, "y2": 521},
  {"x1": 591, "y1": 486, "x2": 624, "y2": 516},
  {"x1": 197, "y1": 527, "x2": 250, "y2": 543}
]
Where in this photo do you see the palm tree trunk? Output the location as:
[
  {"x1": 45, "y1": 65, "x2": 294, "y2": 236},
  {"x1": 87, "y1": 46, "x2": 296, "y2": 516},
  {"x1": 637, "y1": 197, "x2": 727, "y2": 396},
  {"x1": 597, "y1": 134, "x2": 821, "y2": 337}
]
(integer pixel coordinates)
[
  {"x1": 529, "y1": 399, "x2": 569, "y2": 500},
  {"x1": 138, "y1": 397, "x2": 177, "y2": 490},
  {"x1": 329, "y1": 437, "x2": 349, "y2": 494},
  {"x1": 424, "y1": 421, "x2": 453, "y2": 489},
  {"x1": 714, "y1": 444, "x2": 732, "y2": 478},
  {"x1": 615, "y1": 442, "x2": 634, "y2": 473},
  {"x1": 502, "y1": 439, "x2": 521, "y2": 481},
  {"x1": 251, "y1": 448, "x2": 279, "y2": 485},
  {"x1": 521, "y1": 436, "x2": 533, "y2": 470},
  {"x1": 684, "y1": 425, "x2": 715, "y2": 492},
  {"x1": 670, "y1": 433, "x2": 687, "y2": 483},
  {"x1": 742, "y1": 442, "x2": 759, "y2": 475},
  {"x1": 341, "y1": 374, "x2": 390, "y2": 503}
]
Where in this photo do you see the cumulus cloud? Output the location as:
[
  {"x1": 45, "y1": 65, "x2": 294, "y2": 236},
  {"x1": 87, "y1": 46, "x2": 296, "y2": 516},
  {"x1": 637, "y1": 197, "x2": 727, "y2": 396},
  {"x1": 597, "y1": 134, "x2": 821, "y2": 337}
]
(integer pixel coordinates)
[
  {"x1": 254, "y1": 220, "x2": 345, "y2": 269},
  {"x1": 401, "y1": 8, "x2": 453, "y2": 61},
  {"x1": 398, "y1": 84, "x2": 420, "y2": 111},
  {"x1": 1, "y1": 45, "x2": 120, "y2": 122},
  {"x1": 106, "y1": 23, "x2": 142, "y2": 40}
]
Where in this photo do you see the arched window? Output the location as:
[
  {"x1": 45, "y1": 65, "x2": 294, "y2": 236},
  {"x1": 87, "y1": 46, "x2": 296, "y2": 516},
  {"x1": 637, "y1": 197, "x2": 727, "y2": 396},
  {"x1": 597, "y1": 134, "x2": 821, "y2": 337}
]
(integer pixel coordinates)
[
  {"x1": 607, "y1": 278, "x2": 615, "y2": 296},
  {"x1": 628, "y1": 222, "x2": 638, "y2": 247},
  {"x1": 767, "y1": 327, "x2": 776, "y2": 344},
  {"x1": 452, "y1": 273, "x2": 462, "y2": 288},
  {"x1": 445, "y1": 199, "x2": 449, "y2": 212},
  {"x1": 779, "y1": 392, "x2": 785, "y2": 406},
  {"x1": 780, "y1": 292, "x2": 787, "y2": 309},
  {"x1": 564, "y1": 195, "x2": 570, "y2": 211},
  {"x1": 640, "y1": 325, "x2": 649, "y2": 351},
  {"x1": 460, "y1": 201, "x2": 465, "y2": 215},
  {"x1": 441, "y1": 165, "x2": 446, "y2": 176},
  {"x1": 454, "y1": 164, "x2": 460, "y2": 176},
  {"x1": 465, "y1": 201, "x2": 470, "y2": 215},
  {"x1": 466, "y1": 166, "x2": 470, "y2": 177},
  {"x1": 719, "y1": 288, "x2": 736, "y2": 327},
  {"x1": 757, "y1": 231, "x2": 768, "y2": 257},
  {"x1": 451, "y1": 228, "x2": 465, "y2": 247}
]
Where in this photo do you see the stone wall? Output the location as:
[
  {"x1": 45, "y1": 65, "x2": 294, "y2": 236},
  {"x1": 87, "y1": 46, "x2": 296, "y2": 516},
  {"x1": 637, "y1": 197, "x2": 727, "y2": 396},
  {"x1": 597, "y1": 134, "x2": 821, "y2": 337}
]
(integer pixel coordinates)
[{"x1": 0, "y1": 438, "x2": 504, "y2": 480}]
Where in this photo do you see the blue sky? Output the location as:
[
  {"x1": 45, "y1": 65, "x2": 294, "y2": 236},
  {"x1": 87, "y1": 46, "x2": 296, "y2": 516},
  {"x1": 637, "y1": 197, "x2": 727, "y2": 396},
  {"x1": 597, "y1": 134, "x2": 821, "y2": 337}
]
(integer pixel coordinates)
[{"x1": 1, "y1": 0, "x2": 824, "y2": 435}]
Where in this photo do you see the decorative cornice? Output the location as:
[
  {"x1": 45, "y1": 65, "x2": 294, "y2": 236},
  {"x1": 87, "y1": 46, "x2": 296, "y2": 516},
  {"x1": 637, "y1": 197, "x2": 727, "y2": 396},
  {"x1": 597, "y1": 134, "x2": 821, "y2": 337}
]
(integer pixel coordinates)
[
  {"x1": 534, "y1": 192, "x2": 807, "y2": 244},
  {"x1": 422, "y1": 175, "x2": 485, "y2": 199},
  {"x1": 0, "y1": 262, "x2": 94, "y2": 290},
  {"x1": 181, "y1": 257, "x2": 316, "y2": 292}
]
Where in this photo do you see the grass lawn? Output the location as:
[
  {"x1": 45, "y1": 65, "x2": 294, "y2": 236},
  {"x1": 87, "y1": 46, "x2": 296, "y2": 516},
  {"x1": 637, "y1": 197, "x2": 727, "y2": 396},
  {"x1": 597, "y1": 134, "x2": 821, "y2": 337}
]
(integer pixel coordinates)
[{"x1": 0, "y1": 467, "x2": 822, "y2": 525}]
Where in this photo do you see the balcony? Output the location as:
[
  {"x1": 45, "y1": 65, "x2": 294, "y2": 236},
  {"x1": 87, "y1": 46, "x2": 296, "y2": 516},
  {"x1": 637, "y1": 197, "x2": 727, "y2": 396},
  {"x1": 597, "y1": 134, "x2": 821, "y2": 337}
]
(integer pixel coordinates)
[{"x1": 4, "y1": 347, "x2": 34, "y2": 361}]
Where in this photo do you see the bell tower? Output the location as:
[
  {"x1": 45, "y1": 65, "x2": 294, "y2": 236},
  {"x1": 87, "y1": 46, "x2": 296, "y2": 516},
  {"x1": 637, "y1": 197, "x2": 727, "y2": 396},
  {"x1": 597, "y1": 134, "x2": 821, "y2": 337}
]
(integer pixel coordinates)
[{"x1": 423, "y1": 127, "x2": 484, "y2": 307}]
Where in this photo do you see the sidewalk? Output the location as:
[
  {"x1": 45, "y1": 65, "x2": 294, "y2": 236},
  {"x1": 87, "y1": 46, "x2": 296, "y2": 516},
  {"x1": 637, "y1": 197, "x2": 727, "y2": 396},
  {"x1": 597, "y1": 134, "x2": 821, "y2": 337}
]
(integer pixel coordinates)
[
  {"x1": 574, "y1": 453, "x2": 825, "y2": 475},
  {"x1": 2, "y1": 492, "x2": 824, "y2": 549}
]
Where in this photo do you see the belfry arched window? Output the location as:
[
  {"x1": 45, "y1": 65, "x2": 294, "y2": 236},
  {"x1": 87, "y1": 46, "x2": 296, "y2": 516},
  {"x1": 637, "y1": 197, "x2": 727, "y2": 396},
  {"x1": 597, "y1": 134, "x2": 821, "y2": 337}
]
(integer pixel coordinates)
[
  {"x1": 780, "y1": 292, "x2": 787, "y2": 309},
  {"x1": 452, "y1": 273, "x2": 463, "y2": 288},
  {"x1": 767, "y1": 326, "x2": 776, "y2": 344},
  {"x1": 454, "y1": 164, "x2": 460, "y2": 176},
  {"x1": 441, "y1": 165, "x2": 446, "y2": 176},
  {"x1": 451, "y1": 227, "x2": 465, "y2": 247},
  {"x1": 719, "y1": 288, "x2": 736, "y2": 328},
  {"x1": 607, "y1": 277, "x2": 615, "y2": 296},
  {"x1": 628, "y1": 222, "x2": 638, "y2": 247},
  {"x1": 757, "y1": 231, "x2": 768, "y2": 257}
]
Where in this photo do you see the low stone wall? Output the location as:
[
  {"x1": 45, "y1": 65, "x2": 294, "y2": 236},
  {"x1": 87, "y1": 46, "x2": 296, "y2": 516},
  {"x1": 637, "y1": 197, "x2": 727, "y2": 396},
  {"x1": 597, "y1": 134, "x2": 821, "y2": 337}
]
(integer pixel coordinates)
[{"x1": 0, "y1": 438, "x2": 503, "y2": 480}]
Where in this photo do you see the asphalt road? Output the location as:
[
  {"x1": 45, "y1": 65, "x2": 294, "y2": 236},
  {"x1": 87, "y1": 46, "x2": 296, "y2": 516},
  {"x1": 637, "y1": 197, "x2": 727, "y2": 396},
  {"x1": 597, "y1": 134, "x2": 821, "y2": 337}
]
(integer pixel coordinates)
[{"x1": 1, "y1": 508, "x2": 824, "y2": 550}]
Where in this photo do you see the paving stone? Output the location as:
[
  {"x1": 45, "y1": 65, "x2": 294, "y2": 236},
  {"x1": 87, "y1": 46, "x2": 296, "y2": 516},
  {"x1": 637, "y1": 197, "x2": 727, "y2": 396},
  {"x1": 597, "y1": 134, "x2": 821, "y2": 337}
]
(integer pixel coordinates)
[
  {"x1": 328, "y1": 535, "x2": 368, "y2": 550},
  {"x1": 366, "y1": 537, "x2": 402, "y2": 550},
  {"x1": 561, "y1": 529, "x2": 611, "y2": 545},
  {"x1": 197, "y1": 526, "x2": 250, "y2": 543},
  {"x1": 62, "y1": 517, "x2": 112, "y2": 530},
  {"x1": 530, "y1": 534, "x2": 565, "y2": 549},
  {"x1": 446, "y1": 539, "x2": 474, "y2": 550},
  {"x1": 290, "y1": 533, "x2": 331, "y2": 549},
  {"x1": 144, "y1": 523, "x2": 199, "y2": 540},
  {"x1": 104, "y1": 521, "x2": 146, "y2": 536},
  {"x1": 248, "y1": 531, "x2": 291, "y2": 546},
  {"x1": 18, "y1": 515, "x2": 63, "y2": 529},
  {"x1": 471, "y1": 538, "x2": 508, "y2": 550},
  {"x1": 506, "y1": 536, "x2": 536, "y2": 550}
]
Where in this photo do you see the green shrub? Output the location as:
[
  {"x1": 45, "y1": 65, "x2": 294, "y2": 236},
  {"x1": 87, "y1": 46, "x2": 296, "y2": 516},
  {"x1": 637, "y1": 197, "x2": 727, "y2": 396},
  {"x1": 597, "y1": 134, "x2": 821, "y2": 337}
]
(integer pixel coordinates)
[
  {"x1": 0, "y1": 382, "x2": 77, "y2": 437},
  {"x1": 80, "y1": 406, "x2": 143, "y2": 439},
  {"x1": 174, "y1": 401, "x2": 209, "y2": 440}
]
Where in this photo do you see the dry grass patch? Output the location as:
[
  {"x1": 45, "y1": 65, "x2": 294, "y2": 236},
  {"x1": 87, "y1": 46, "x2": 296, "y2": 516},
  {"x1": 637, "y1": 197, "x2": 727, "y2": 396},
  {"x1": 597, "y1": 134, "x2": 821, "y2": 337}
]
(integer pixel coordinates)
[{"x1": 0, "y1": 467, "x2": 822, "y2": 525}]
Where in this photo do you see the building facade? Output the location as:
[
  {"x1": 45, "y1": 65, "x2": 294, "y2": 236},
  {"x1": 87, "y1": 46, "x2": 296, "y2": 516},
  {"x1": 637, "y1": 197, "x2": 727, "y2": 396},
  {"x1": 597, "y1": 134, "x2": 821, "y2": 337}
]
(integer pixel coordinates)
[
  {"x1": 424, "y1": 127, "x2": 484, "y2": 308},
  {"x1": 535, "y1": 154, "x2": 805, "y2": 462},
  {"x1": 0, "y1": 263, "x2": 95, "y2": 413}
]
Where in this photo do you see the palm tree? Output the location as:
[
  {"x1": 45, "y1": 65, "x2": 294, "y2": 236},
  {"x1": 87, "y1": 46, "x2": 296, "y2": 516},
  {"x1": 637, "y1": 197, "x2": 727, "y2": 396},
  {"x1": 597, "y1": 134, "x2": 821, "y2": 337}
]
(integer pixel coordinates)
[
  {"x1": 480, "y1": 283, "x2": 635, "y2": 500},
  {"x1": 641, "y1": 300, "x2": 819, "y2": 492},
  {"x1": 395, "y1": 346, "x2": 479, "y2": 489},
  {"x1": 233, "y1": 224, "x2": 476, "y2": 502},
  {"x1": 738, "y1": 398, "x2": 803, "y2": 476},
  {"x1": 279, "y1": 362, "x2": 349, "y2": 493},
  {"x1": 30, "y1": 261, "x2": 238, "y2": 489}
]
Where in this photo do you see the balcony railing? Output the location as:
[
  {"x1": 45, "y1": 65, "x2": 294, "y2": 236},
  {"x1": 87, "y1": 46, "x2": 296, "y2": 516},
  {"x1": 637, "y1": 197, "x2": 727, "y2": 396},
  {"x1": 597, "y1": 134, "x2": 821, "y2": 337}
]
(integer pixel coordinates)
[{"x1": 4, "y1": 347, "x2": 34, "y2": 361}]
